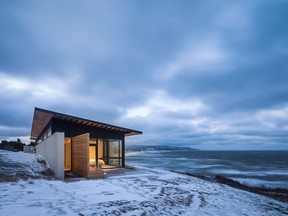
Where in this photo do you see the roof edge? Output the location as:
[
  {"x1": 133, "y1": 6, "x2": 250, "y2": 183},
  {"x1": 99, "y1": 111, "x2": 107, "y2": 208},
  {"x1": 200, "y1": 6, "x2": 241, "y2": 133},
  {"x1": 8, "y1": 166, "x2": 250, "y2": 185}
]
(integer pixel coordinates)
[{"x1": 33, "y1": 107, "x2": 143, "y2": 136}]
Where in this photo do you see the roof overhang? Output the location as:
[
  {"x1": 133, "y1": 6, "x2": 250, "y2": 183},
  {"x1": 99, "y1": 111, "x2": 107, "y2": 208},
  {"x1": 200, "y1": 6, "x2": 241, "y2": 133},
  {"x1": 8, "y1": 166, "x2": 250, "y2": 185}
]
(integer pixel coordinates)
[{"x1": 30, "y1": 107, "x2": 142, "y2": 140}]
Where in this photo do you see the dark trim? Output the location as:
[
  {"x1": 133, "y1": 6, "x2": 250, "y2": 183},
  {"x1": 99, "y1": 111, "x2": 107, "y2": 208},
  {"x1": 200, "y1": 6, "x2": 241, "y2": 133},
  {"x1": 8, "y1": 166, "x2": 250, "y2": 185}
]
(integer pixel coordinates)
[
  {"x1": 96, "y1": 139, "x2": 98, "y2": 167},
  {"x1": 71, "y1": 137, "x2": 74, "y2": 171},
  {"x1": 122, "y1": 138, "x2": 125, "y2": 167},
  {"x1": 69, "y1": 137, "x2": 73, "y2": 172},
  {"x1": 118, "y1": 140, "x2": 121, "y2": 167},
  {"x1": 106, "y1": 140, "x2": 109, "y2": 165}
]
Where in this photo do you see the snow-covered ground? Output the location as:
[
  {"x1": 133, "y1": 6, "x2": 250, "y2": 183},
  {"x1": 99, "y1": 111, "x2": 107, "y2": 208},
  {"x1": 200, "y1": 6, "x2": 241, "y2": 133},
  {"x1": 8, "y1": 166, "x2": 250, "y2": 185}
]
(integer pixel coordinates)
[
  {"x1": 0, "y1": 149, "x2": 53, "y2": 181},
  {"x1": 0, "y1": 150, "x2": 287, "y2": 216}
]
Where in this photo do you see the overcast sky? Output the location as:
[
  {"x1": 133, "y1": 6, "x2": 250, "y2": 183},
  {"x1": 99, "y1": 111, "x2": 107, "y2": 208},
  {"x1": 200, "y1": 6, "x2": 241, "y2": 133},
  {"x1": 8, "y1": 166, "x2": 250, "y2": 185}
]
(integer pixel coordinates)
[{"x1": 0, "y1": 0, "x2": 288, "y2": 150}]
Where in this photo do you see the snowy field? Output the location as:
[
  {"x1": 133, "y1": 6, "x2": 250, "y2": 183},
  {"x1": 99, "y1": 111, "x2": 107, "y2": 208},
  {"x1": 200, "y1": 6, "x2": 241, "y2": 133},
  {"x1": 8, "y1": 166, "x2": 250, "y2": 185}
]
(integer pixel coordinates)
[{"x1": 0, "y1": 150, "x2": 287, "y2": 216}]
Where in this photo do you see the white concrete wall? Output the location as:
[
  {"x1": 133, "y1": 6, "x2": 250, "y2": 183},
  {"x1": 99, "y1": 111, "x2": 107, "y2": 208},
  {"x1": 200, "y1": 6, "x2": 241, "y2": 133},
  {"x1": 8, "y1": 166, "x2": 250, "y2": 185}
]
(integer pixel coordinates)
[{"x1": 36, "y1": 132, "x2": 65, "y2": 179}]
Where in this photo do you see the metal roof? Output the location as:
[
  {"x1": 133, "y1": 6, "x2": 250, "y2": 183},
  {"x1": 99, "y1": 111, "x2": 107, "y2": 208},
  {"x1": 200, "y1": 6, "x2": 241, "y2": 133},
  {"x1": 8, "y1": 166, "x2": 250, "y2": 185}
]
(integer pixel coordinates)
[{"x1": 30, "y1": 107, "x2": 142, "y2": 140}]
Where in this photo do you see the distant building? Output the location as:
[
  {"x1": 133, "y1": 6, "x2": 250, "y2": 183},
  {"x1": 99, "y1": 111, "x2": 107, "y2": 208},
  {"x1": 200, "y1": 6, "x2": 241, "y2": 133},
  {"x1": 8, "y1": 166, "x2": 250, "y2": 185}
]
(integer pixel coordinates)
[
  {"x1": 23, "y1": 145, "x2": 35, "y2": 153},
  {"x1": 31, "y1": 107, "x2": 142, "y2": 179}
]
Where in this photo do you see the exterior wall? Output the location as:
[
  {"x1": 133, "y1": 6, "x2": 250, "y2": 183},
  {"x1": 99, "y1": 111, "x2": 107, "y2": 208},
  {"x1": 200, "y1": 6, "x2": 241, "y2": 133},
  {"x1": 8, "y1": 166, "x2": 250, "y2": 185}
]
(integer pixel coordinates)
[
  {"x1": 72, "y1": 133, "x2": 89, "y2": 178},
  {"x1": 36, "y1": 132, "x2": 65, "y2": 179}
]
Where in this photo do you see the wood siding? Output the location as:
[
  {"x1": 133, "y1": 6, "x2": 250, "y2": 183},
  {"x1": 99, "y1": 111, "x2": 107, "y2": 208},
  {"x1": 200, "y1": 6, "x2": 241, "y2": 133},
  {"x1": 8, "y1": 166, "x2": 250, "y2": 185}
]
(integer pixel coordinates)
[
  {"x1": 87, "y1": 169, "x2": 105, "y2": 178},
  {"x1": 72, "y1": 133, "x2": 89, "y2": 178}
]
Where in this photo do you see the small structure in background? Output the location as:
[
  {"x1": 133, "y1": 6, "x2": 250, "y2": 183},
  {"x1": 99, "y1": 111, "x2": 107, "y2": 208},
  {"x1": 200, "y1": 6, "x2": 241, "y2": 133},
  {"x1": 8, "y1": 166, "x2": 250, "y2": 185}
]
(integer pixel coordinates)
[
  {"x1": 30, "y1": 107, "x2": 142, "y2": 179},
  {"x1": 23, "y1": 145, "x2": 35, "y2": 153}
]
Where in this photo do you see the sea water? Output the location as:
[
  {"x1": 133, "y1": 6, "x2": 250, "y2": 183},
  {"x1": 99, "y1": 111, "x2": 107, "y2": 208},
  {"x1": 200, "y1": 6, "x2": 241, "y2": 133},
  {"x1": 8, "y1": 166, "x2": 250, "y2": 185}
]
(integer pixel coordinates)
[{"x1": 126, "y1": 150, "x2": 288, "y2": 189}]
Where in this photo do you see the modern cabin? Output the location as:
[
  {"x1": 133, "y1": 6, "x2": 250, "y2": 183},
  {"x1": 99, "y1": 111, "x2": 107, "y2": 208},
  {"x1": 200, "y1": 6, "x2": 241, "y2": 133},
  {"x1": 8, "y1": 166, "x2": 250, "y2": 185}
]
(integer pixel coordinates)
[{"x1": 30, "y1": 107, "x2": 142, "y2": 179}]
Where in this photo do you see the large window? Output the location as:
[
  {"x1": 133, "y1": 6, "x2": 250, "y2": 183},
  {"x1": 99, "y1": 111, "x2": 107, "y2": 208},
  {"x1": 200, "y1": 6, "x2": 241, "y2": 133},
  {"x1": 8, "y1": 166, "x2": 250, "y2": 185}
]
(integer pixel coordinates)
[
  {"x1": 89, "y1": 138, "x2": 122, "y2": 170},
  {"x1": 108, "y1": 139, "x2": 122, "y2": 167}
]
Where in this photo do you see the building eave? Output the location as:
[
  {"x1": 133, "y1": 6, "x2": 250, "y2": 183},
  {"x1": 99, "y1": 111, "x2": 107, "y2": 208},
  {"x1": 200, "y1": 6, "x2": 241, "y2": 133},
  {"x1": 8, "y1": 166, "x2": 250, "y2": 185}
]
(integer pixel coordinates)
[{"x1": 30, "y1": 107, "x2": 142, "y2": 140}]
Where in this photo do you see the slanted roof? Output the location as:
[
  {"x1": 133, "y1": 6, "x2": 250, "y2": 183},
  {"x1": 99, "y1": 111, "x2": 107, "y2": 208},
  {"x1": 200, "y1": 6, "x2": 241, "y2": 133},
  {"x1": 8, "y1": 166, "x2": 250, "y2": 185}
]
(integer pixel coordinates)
[{"x1": 30, "y1": 107, "x2": 142, "y2": 140}]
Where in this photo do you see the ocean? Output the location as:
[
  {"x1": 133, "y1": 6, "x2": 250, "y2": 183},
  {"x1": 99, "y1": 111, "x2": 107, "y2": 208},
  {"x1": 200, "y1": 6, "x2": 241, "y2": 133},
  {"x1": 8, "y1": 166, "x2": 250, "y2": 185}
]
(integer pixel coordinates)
[{"x1": 126, "y1": 150, "x2": 288, "y2": 189}]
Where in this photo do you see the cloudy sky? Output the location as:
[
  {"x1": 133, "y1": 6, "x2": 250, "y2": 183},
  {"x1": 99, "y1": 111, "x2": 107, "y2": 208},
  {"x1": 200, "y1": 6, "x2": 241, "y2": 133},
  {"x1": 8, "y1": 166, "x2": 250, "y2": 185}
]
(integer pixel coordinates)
[{"x1": 1, "y1": 0, "x2": 288, "y2": 150}]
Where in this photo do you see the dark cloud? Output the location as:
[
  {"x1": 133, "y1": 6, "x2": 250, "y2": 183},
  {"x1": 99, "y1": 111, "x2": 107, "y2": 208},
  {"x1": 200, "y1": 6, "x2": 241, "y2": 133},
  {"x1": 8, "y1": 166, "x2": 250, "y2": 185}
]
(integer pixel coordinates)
[{"x1": 0, "y1": 0, "x2": 287, "y2": 149}]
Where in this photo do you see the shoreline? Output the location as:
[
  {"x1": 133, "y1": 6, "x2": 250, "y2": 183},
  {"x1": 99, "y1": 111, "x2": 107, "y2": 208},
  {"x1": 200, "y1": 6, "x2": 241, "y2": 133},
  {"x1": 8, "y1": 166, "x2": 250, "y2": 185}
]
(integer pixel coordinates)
[
  {"x1": 126, "y1": 149, "x2": 288, "y2": 191},
  {"x1": 174, "y1": 171, "x2": 288, "y2": 203}
]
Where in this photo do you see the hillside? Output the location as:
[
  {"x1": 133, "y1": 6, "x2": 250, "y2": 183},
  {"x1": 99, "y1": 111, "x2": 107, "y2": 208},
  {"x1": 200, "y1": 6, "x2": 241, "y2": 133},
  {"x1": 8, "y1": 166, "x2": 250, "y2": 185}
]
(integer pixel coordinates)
[
  {"x1": 0, "y1": 150, "x2": 287, "y2": 215},
  {"x1": 0, "y1": 150, "x2": 54, "y2": 182}
]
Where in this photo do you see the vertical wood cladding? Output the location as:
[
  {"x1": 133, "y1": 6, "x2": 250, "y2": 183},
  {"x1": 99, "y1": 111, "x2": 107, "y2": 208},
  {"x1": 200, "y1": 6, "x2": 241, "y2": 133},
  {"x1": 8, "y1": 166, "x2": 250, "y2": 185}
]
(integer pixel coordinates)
[{"x1": 72, "y1": 133, "x2": 89, "y2": 178}]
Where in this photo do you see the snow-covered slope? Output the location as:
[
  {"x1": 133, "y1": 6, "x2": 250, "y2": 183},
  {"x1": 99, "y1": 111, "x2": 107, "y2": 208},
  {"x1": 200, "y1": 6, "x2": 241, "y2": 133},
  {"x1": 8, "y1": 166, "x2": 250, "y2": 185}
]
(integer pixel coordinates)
[
  {"x1": 0, "y1": 149, "x2": 54, "y2": 181},
  {"x1": 0, "y1": 169, "x2": 287, "y2": 215},
  {"x1": 0, "y1": 150, "x2": 287, "y2": 215}
]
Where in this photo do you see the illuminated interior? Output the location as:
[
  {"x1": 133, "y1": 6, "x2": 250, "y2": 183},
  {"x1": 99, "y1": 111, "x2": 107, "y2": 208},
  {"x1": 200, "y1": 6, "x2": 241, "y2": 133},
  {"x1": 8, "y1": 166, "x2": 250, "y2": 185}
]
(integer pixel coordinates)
[
  {"x1": 64, "y1": 136, "x2": 123, "y2": 173},
  {"x1": 89, "y1": 138, "x2": 122, "y2": 170},
  {"x1": 64, "y1": 138, "x2": 71, "y2": 171}
]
